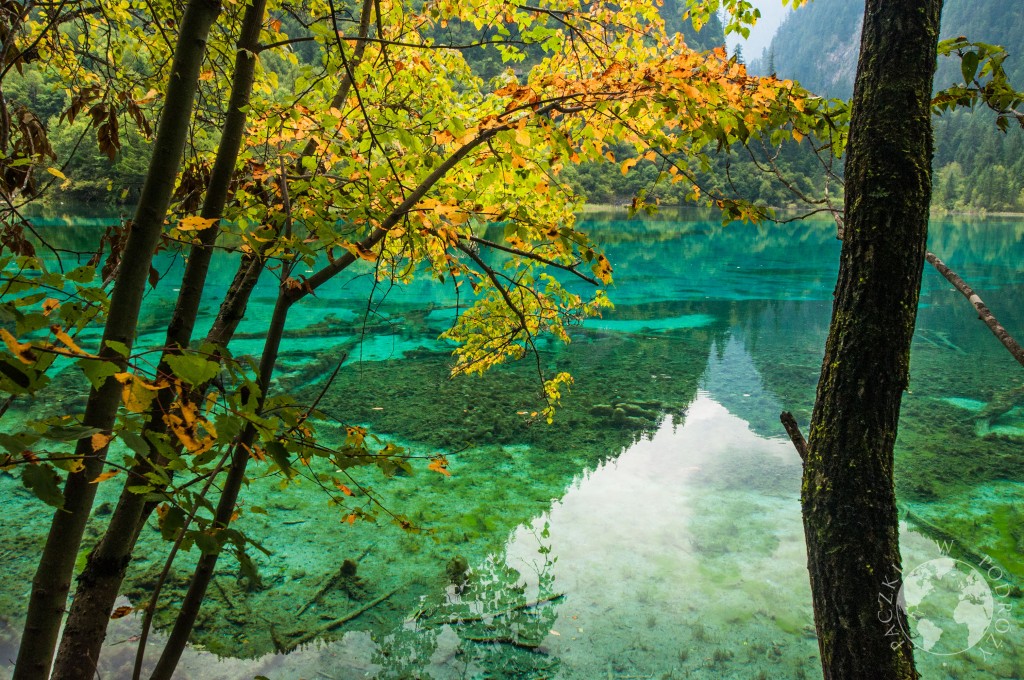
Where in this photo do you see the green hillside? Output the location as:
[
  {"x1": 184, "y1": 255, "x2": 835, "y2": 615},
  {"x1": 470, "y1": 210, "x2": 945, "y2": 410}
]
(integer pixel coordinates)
[{"x1": 755, "y1": 0, "x2": 1024, "y2": 212}]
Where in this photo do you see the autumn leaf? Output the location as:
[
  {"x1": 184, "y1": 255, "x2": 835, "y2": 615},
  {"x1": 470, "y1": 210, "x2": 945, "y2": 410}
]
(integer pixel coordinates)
[
  {"x1": 427, "y1": 456, "x2": 452, "y2": 477},
  {"x1": 46, "y1": 167, "x2": 67, "y2": 180},
  {"x1": 90, "y1": 470, "x2": 120, "y2": 484},
  {"x1": 114, "y1": 372, "x2": 160, "y2": 413},
  {"x1": 177, "y1": 216, "x2": 219, "y2": 232},
  {"x1": 0, "y1": 329, "x2": 36, "y2": 364},
  {"x1": 343, "y1": 242, "x2": 378, "y2": 262},
  {"x1": 42, "y1": 298, "x2": 60, "y2": 316},
  {"x1": 90, "y1": 432, "x2": 112, "y2": 452},
  {"x1": 334, "y1": 480, "x2": 353, "y2": 496},
  {"x1": 51, "y1": 325, "x2": 93, "y2": 357},
  {"x1": 592, "y1": 254, "x2": 613, "y2": 284},
  {"x1": 110, "y1": 606, "x2": 133, "y2": 619}
]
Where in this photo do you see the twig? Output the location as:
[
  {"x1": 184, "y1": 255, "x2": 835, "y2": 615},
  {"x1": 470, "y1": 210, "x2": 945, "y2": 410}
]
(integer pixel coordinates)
[
  {"x1": 286, "y1": 585, "x2": 403, "y2": 650},
  {"x1": 780, "y1": 411, "x2": 808, "y2": 463},
  {"x1": 463, "y1": 635, "x2": 545, "y2": 652},
  {"x1": 425, "y1": 592, "x2": 565, "y2": 627},
  {"x1": 926, "y1": 251, "x2": 1024, "y2": 369}
]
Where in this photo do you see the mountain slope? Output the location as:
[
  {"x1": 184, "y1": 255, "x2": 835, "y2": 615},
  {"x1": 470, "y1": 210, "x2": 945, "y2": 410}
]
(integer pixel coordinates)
[
  {"x1": 757, "y1": 0, "x2": 1024, "y2": 99},
  {"x1": 755, "y1": 0, "x2": 1024, "y2": 211}
]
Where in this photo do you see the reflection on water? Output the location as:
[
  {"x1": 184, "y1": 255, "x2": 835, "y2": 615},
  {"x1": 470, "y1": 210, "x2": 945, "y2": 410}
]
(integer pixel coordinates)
[{"x1": 2, "y1": 210, "x2": 1023, "y2": 678}]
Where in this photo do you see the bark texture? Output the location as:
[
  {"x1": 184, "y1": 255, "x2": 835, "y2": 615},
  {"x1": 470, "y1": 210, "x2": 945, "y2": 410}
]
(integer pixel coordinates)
[
  {"x1": 12, "y1": 2, "x2": 221, "y2": 678},
  {"x1": 802, "y1": 1, "x2": 942, "y2": 678}
]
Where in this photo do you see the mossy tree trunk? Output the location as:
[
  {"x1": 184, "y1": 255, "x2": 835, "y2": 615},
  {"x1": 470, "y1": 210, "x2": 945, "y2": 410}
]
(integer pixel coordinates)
[
  {"x1": 12, "y1": 2, "x2": 221, "y2": 678},
  {"x1": 801, "y1": 1, "x2": 942, "y2": 678}
]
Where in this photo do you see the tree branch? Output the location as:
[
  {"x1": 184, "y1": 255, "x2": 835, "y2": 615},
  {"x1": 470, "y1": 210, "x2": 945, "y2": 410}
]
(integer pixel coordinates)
[{"x1": 926, "y1": 251, "x2": 1024, "y2": 369}]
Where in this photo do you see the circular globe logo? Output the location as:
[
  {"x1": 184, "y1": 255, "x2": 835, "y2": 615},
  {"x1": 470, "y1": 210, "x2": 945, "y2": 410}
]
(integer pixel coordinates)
[{"x1": 897, "y1": 557, "x2": 995, "y2": 655}]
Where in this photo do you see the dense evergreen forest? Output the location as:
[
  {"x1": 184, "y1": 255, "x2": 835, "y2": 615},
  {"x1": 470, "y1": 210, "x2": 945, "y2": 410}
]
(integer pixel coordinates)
[{"x1": 753, "y1": 0, "x2": 1024, "y2": 212}]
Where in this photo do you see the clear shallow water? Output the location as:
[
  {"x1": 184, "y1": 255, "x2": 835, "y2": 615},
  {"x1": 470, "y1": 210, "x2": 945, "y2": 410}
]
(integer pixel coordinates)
[{"x1": 1, "y1": 210, "x2": 1023, "y2": 678}]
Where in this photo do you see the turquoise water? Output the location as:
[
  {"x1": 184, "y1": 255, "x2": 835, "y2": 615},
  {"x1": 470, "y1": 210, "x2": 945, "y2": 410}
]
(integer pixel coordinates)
[{"x1": 2, "y1": 210, "x2": 1023, "y2": 678}]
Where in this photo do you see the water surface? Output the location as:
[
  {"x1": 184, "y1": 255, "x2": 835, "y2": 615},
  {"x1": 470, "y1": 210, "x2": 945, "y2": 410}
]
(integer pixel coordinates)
[{"x1": 1, "y1": 210, "x2": 1022, "y2": 678}]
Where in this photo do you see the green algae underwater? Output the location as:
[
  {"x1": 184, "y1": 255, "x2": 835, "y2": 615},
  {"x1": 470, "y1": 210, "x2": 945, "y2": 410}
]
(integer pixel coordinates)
[{"x1": 1, "y1": 209, "x2": 1023, "y2": 679}]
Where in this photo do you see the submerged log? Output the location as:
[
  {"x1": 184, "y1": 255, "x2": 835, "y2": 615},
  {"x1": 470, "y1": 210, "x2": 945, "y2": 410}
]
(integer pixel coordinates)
[{"x1": 926, "y1": 251, "x2": 1024, "y2": 369}]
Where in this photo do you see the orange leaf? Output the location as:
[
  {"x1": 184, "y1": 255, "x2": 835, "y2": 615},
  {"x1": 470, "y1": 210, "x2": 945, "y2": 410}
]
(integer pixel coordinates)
[
  {"x1": 343, "y1": 513, "x2": 357, "y2": 525},
  {"x1": 334, "y1": 480, "x2": 353, "y2": 496},
  {"x1": 110, "y1": 606, "x2": 133, "y2": 619},
  {"x1": 90, "y1": 470, "x2": 120, "y2": 484},
  {"x1": 427, "y1": 456, "x2": 452, "y2": 477},
  {"x1": 90, "y1": 432, "x2": 112, "y2": 452},
  {"x1": 42, "y1": 298, "x2": 60, "y2": 316}
]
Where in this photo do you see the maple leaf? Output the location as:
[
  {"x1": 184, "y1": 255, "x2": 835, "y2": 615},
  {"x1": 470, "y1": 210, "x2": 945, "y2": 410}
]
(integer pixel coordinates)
[{"x1": 427, "y1": 456, "x2": 452, "y2": 477}]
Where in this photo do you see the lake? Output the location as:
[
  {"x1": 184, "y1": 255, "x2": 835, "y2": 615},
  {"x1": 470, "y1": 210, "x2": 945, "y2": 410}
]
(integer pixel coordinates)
[{"x1": 1, "y1": 209, "x2": 1022, "y2": 679}]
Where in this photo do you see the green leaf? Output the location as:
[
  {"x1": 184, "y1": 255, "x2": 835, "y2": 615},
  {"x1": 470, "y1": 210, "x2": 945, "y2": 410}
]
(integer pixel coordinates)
[
  {"x1": 66, "y1": 265, "x2": 96, "y2": 284},
  {"x1": 104, "y1": 340, "x2": 131, "y2": 357},
  {"x1": 265, "y1": 441, "x2": 291, "y2": 473},
  {"x1": 165, "y1": 353, "x2": 221, "y2": 386},
  {"x1": 23, "y1": 464, "x2": 64, "y2": 508},
  {"x1": 159, "y1": 505, "x2": 186, "y2": 541},
  {"x1": 39, "y1": 424, "x2": 102, "y2": 442},
  {"x1": 192, "y1": 530, "x2": 223, "y2": 555},
  {"x1": 78, "y1": 358, "x2": 120, "y2": 389},
  {"x1": 961, "y1": 50, "x2": 980, "y2": 84}
]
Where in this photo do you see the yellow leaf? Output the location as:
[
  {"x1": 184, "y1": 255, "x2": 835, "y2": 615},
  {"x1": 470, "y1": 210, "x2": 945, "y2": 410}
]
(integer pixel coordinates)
[
  {"x1": 343, "y1": 242, "x2": 377, "y2": 262},
  {"x1": 115, "y1": 373, "x2": 158, "y2": 413},
  {"x1": 199, "y1": 70, "x2": 214, "y2": 82},
  {"x1": 90, "y1": 432, "x2": 112, "y2": 452},
  {"x1": 42, "y1": 298, "x2": 60, "y2": 316},
  {"x1": 621, "y1": 157, "x2": 639, "y2": 175},
  {"x1": 792, "y1": 128, "x2": 805, "y2": 143},
  {"x1": 47, "y1": 167, "x2": 67, "y2": 180},
  {"x1": 51, "y1": 325, "x2": 93, "y2": 357},
  {"x1": 177, "y1": 216, "x2": 218, "y2": 232},
  {"x1": 0, "y1": 328, "x2": 36, "y2": 364}
]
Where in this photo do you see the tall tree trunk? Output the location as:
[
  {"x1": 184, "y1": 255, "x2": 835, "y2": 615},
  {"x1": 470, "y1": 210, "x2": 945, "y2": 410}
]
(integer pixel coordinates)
[
  {"x1": 48, "y1": 2, "x2": 265, "y2": 677},
  {"x1": 801, "y1": 1, "x2": 942, "y2": 678},
  {"x1": 12, "y1": 2, "x2": 221, "y2": 677}
]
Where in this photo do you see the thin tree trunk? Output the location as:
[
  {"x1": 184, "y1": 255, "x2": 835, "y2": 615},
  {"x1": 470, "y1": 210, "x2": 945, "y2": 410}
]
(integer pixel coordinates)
[
  {"x1": 925, "y1": 251, "x2": 1024, "y2": 368},
  {"x1": 51, "y1": 10, "x2": 379, "y2": 673},
  {"x1": 149, "y1": 290, "x2": 292, "y2": 680},
  {"x1": 48, "y1": 2, "x2": 266, "y2": 676},
  {"x1": 12, "y1": 3, "x2": 221, "y2": 677},
  {"x1": 801, "y1": 1, "x2": 941, "y2": 678}
]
